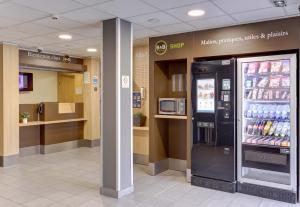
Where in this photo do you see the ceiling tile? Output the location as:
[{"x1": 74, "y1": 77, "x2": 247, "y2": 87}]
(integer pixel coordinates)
[
  {"x1": 73, "y1": 0, "x2": 112, "y2": 6},
  {"x1": 189, "y1": 15, "x2": 236, "y2": 30},
  {"x1": 0, "y1": 18, "x2": 21, "y2": 28},
  {"x1": 13, "y1": 0, "x2": 85, "y2": 14},
  {"x1": 0, "y1": 28, "x2": 33, "y2": 40},
  {"x1": 0, "y1": 2, "x2": 48, "y2": 21},
  {"x1": 213, "y1": 0, "x2": 273, "y2": 14},
  {"x1": 67, "y1": 25, "x2": 102, "y2": 38},
  {"x1": 166, "y1": 1, "x2": 225, "y2": 22},
  {"x1": 232, "y1": 7, "x2": 286, "y2": 23},
  {"x1": 151, "y1": 23, "x2": 194, "y2": 35},
  {"x1": 61, "y1": 7, "x2": 113, "y2": 24},
  {"x1": 93, "y1": 0, "x2": 157, "y2": 18},
  {"x1": 133, "y1": 28, "x2": 159, "y2": 39},
  {"x1": 142, "y1": 0, "x2": 207, "y2": 10},
  {"x1": 21, "y1": 35, "x2": 60, "y2": 45},
  {"x1": 132, "y1": 23, "x2": 145, "y2": 31},
  {"x1": 33, "y1": 17, "x2": 84, "y2": 30},
  {"x1": 11, "y1": 23, "x2": 58, "y2": 35},
  {"x1": 284, "y1": 3, "x2": 300, "y2": 15},
  {"x1": 127, "y1": 12, "x2": 180, "y2": 27}
]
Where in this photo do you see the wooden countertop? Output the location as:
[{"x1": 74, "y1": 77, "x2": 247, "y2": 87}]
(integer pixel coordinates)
[
  {"x1": 133, "y1": 126, "x2": 149, "y2": 131},
  {"x1": 19, "y1": 118, "x2": 87, "y2": 127}
]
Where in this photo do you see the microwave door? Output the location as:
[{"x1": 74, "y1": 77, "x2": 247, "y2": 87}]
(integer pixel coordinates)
[{"x1": 159, "y1": 100, "x2": 177, "y2": 115}]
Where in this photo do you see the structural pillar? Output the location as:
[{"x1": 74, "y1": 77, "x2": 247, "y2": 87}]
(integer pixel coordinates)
[
  {"x1": 101, "y1": 18, "x2": 133, "y2": 198},
  {"x1": 0, "y1": 43, "x2": 19, "y2": 166}
]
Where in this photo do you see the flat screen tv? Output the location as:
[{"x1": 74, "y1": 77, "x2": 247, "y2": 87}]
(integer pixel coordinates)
[{"x1": 19, "y1": 72, "x2": 33, "y2": 91}]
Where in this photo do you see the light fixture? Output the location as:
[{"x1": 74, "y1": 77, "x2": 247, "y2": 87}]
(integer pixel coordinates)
[
  {"x1": 87, "y1": 48, "x2": 97, "y2": 52},
  {"x1": 147, "y1": 18, "x2": 160, "y2": 24},
  {"x1": 187, "y1": 9, "x2": 205, "y2": 17},
  {"x1": 59, "y1": 34, "x2": 72, "y2": 40},
  {"x1": 272, "y1": 0, "x2": 287, "y2": 7}
]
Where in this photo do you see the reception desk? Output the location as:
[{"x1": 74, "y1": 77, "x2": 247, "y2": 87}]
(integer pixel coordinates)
[{"x1": 19, "y1": 102, "x2": 86, "y2": 155}]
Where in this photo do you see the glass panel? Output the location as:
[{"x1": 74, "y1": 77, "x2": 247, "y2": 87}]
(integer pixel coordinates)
[
  {"x1": 196, "y1": 79, "x2": 215, "y2": 113},
  {"x1": 241, "y1": 59, "x2": 291, "y2": 185}
]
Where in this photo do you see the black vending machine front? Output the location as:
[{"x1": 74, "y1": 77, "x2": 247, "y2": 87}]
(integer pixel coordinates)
[{"x1": 191, "y1": 59, "x2": 236, "y2": 193}]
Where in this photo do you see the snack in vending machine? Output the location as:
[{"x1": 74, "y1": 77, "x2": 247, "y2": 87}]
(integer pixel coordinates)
[
  {"x1": 268, "y1": 121, "x2": 278, "y2": 136},
  {"x1": 269, "y1": 105, "x2": 276, "y2": 119},
  {"x1": 271, "y1": 61, "x2": 282, "y2": 73},
  {"x1": 281, "y1": 76, "x2": 290, "y2": 87},
  {"x1": 258, "y1": 77, "x2": 269, "y2": 88},
  {"x1": 252, "y1": 104, "x2": 258, "y2": 118},
  {"x1": 252, "y1": 88, "x2": 258, "y2": 99},
  {"x1": 263, "y1": 121, "x2": 273, "y2": 136},
  {"x1": 280, "y1": 122, "x2": 290, "y2": 138},
  {"x1": 269, "y1": 76, "x2": 281, "y2": 88},
  {"x1": 268, "y1": 90, "x2": 273, "y2": 100},
  {"x1": 247, "y1": 62, "x2": 260, "y2": 74},
  {"x1": 282, "y1": 60, "x2": 290, "y2": 73},
  {"x1": 252, "y1": 122, "x2": 260, "y2": 135},
  {"x1": 263, "y1": 105, "x2": 270, "y2": 119},
  {"x1": 247, "y1": 90, "x2": 253, "y2": 99},
  {"x1": 258, "y1": 121, "x2": 265, "y2": 135},
  {"x1": 258, "y1": 61, "x2": 270, "y2": 73},
  {"x1": 247, "y1": 122, "x2": 254, "y2": 134},
  {"x1": 281, "y1": 91, "x2": 288, "y2": 100},
  {"x1": 257, "y1": 105, "x2": 264, "y2": 118},
  {"x1": 252, "y1": 77, "x2": 258, "y2": 87},
  {"x1": 274, "y1": 122, "x2": 284, "y2": 137},
  {"x1": 275, "y1": 105, "x2": 282, "y2": 120},
  {"x1": 246, "y1": 79, "x2": 252, "y2": 88},
  {"x1": 257, "y1": 89, "x2": 264, "y2": 100},
  {"x1": 263, "y1": 90, "x2": 269, "y2": 100}
]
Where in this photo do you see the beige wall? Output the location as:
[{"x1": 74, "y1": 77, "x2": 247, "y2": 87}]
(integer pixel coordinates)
[{"x1": 19, "y1": 69, "x2": 58, "y2": 104}]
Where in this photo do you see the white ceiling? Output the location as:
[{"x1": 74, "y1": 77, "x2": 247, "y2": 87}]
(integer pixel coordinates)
[{"x1": 0, "y1": 0, "x2": 299, "y2": 57}]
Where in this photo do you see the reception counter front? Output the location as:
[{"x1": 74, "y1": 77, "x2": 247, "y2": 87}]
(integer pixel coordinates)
[{"x1": 19, "y1": 102, "x2": 86, "y2": 155}]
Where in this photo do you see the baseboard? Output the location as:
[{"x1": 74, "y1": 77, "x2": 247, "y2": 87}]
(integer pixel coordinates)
[
  {"x1": 40, "y1": 140, "x2": 80, "y2": 154},
  {"x1": 133, "y1": 153, "x2": 148, "y2": 165},
  {"x1": 192, "y1": 176, "x2": 236, "y2": 193},
  {"x1": 149, "y1": 158, "x2": 187, "y2": 175},
  {"x1": 20, "y1": 146, "x2": 40, "y2": 157},
  {"x1": 169, "y1": 158, "x2": 186, "y2": 172},
  {"x1": 237, "y1": 182, "x2": 296, "y2": 204},
  {"x1": 79, "y1": 139, "x2": 100, "y2": 148},
  {"x1": 0, "y1": 154, "x2": 19, "y2": 167},
  {"x1": 149, "y1": 159, "x2": 169, "y2": 175},
  {"x1": 100, "y1": 185, "x2": 134, "y2": 199},
  {"x1": 186, "y1": 169, "x2": 191, "y2": 183}
]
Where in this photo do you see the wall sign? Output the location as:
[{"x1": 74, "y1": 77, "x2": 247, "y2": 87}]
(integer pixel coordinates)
[
  {"x1": 121, "y1": 75, "x2": 130, "y2": 88},
  {"x1": 133, "y1": 92, "x2": 141, "y2": 108},
  {"x1": 155, "y1": 40, "x2": 168, "y2": 55}
]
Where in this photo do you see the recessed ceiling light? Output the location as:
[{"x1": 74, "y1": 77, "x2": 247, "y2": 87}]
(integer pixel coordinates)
[
  {"x1": 272, "y1": 0, "x2": 287, "y2": 7},
  {"x1": 59, "y1": 34, "x2": 72, "y2": 40},
  {"x1": 187, "y1": 9, "x2": 205, "y2": 17},
  {"x1": 147, "y1": 18, "x2": 160, "y2": 24},
  {"x1": 87, "y1": 48, "x2": 97, "y2": 52}
]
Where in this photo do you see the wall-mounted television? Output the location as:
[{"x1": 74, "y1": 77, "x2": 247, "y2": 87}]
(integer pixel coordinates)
[{"x1": 19, "y1": 72, "x2": 33, "y2": 91}]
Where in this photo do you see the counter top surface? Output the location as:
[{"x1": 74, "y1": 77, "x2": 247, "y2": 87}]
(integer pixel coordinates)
[{"x1": 19, "y1": 118, "x2": 87, "y2": 127}]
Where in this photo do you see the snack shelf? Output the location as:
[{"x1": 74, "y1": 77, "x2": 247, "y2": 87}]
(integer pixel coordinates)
[
  {"x1": 242, "y1": 142, "x2": 290, "y2": 149},
  {"x1": 244, "y1": 100, "x2": 290, "y2": 103},
  {"x1": 244, "y1": 117, "x2": 289, "y2": 122},
  {"x1": 244, "y1": 87, "x2": 290, "y2": 90},
  {"x1": 245, "y1": 72, "x2": 290, "y2": 77}
]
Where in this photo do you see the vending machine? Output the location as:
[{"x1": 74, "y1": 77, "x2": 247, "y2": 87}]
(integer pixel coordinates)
[
  {"x1": 237, "y1": 54, "x2": 297, "y2": 203},
  {"x1": 191, "y1": 59, "x2": 236, "y2": 193}
]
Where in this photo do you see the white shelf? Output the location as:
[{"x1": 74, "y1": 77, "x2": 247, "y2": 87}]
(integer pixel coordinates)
[{"x1": 154, "y1": 115, "x2": 187, "y2": 120}]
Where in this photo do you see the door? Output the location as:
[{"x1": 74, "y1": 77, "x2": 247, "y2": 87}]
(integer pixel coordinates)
[
  {"x1": 191, "y1": 59, "x2": 236, "y2": 182},
  {"x1": 58, "y1": 74, "x2": 75, "y2": 102}
]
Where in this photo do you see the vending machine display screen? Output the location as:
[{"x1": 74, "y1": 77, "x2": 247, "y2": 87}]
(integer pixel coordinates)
[{"x1": 197, "y1": 79, "x2": 215, "y2": 113}]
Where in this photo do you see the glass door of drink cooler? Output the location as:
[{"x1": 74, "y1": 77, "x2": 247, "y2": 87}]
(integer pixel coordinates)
[{"x1": 237, "y1": 54, "x2": 297, "y2": 192}]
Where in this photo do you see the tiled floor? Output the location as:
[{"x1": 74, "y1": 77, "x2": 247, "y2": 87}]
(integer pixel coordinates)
[{"x1": 0, "y1": 147, "x2": 298, "y2": 207}]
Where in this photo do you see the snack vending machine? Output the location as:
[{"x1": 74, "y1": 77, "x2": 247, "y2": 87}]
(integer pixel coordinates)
[{"x1": 237, "y1": 54, "x2": 297, "y2": 203}]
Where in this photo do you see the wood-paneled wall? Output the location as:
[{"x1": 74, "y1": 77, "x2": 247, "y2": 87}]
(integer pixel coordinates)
[
  {"x1": 0, "y1": 44, "x2": 19, "y2": 156},
  {"x1": 133, "y1": 45, "x2": 149, "y2": 157}
]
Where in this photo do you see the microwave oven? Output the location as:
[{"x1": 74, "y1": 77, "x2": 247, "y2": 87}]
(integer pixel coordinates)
[{"x1": 158, "y1": 98, "x2": 186, "y2": 115}]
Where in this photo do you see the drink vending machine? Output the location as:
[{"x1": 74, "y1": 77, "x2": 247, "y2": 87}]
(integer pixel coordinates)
[{"x1": 191, "y1": 59, "x2": 236, "y2": 192}]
